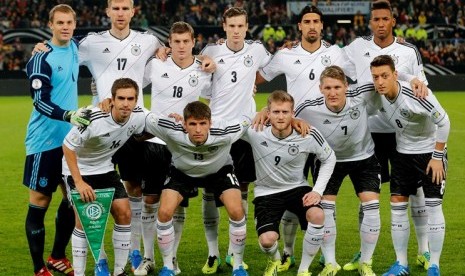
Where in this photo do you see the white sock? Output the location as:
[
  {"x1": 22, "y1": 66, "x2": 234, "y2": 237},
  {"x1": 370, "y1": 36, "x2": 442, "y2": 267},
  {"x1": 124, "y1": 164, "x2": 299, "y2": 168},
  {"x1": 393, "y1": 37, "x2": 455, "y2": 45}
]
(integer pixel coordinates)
[
  {"x1": 229, "y1": 216, "x2": 247, "y2": 270},
  {"x1": 129, "y1": 196, "x2": 142, "y2": 252},
  {"x1": 321, "y1": 200, "x2": 337, "y2": 266},
  {"x1": 360, "y1": 200, "x2": 380, "y2": 263},
  {"x1": 425, "y1": 198, "x2": 445, "y2": 267},
  {"x1": 299, "y1": 223, "x2": 324, "y2": 273},
  {"x1": 157, "y1": 219, "x2": 174, "y2": 269},
  {"x1": 113, "y1": 224, "x2": 131, "y2": 275},
  {"x1": 281, "y1": 210, "x2": 299, "y2": 256},
  {"x1": 173, "y1": 206, "x2": 186, "y2": 260},
  {"x1": 202, "y1": 191, "x2": 220, "y2": 257},
  {"x1": 141, "y1": 202, "x2": 158, "y2": 260},
  {"x1": 71, "y1": 228, "x2": 87, "y2": 276},
  {"x1": 259, "y1": 240, "x2": 279, "y2": 260},
  {"x1": 230, "y1": 191, "x2": 248, "y2": 256},
  {"x1": 391, "y1": 202, "x2": 409, "y2": 266},
  {"x1": 410, "y1": 188, "x2": 429, "y2": 255}
]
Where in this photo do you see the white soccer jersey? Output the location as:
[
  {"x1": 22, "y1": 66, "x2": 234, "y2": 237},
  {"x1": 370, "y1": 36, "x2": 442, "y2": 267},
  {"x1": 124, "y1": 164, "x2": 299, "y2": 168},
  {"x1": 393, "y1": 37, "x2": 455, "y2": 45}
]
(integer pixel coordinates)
[
  {"x1": 295, "y1": 83, "x2": 379, "y2": 162},
  {"x1": 259, "y1": 41, "x2": 346, "y2": 108},
  {"x1": 242, "y1": 127, "x2": 335, "y2": 197},
  {"x1": 200, "y1": 40, "x2": 272, "y2": 120},
  {"x1": 144, "y1": 114, "x2": 251, "y2": 178},
  {"x1": 79, "y1": 30, "x2": 163, "y2": 107},
  {"x1": 378, "y1": 81, "x2": 450, "y2": 154},
  {"x1": 143, "y1": 56, "x2": 212, "y2": 116},
  {"x1": 343, "y1": 36, "x2": 428, "y2": 132},
  {"x1": 62, "y1": 107, "x2": 147, "y2": 175}
]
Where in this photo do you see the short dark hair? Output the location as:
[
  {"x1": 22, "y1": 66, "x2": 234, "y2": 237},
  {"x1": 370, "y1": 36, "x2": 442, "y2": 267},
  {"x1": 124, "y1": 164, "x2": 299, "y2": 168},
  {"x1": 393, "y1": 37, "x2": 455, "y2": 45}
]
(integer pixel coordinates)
[
  {"x1": 169, "y1": 21, "x2": 195, "y2": 40},
  {"x1": 298, "y1": 5, "x2": 323, "y2": 23},
  {"x1": 371, "y1": 0, "x2": 392, "y2": 14},
  {"x1": 111, "y1": 78, "x2": 139, "y2": 99},
  {"x1": 320, "y1": 65, "x2": 347, "y2": 84},
  {"x1": 370, "y1": 55, "x2": 396, "y2": 71},
  {"x1": 223, "y1": 7, "x2": 248, "y2": 23},
  {"x1": 267, "y1": 90, "x2": 294, "y2": 110},
  {"x1": 183, "y1": 101, "x2": 211, "y2": 121}
]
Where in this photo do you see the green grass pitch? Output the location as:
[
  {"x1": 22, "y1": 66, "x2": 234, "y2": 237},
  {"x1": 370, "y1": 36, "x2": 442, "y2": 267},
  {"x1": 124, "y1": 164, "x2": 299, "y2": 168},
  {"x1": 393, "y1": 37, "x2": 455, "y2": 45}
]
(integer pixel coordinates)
[{"x1": 0, "y1": 92, "x2": 464, "y2": 275}]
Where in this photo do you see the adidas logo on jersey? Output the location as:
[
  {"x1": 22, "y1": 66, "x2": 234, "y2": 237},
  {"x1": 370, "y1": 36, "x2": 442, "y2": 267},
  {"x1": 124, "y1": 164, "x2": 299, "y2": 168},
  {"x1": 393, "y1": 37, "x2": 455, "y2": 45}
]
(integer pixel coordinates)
[
  {"x1": 364, "y1": 52, "x2": 370, "y2": 57},
  {"x1": 58, "y1": 66, "x2": 63, "y2": 72},
  {"x1": 260, "y1": 141, "x2": 268, "y2": 147},
  {"x1": 102, "y1": 48, "x2": 110, "y2": 53},
  {"x1": 294, "y1": 60, "x2": 301, "y2": 64},
  {"x1": 161, "y1": 73, "x2": 169, "y2": 78},
  {"x1": 323, "y1": 119, "x2": 331, "y2": 124},
  {"x1": 218, "y1": 59, "x2": 225, "y2": 64}
]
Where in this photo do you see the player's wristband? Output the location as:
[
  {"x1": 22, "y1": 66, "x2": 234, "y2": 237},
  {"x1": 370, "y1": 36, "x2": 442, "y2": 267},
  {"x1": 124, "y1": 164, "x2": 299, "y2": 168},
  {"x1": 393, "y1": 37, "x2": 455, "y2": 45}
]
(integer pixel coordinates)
[{"x1": 432, "y1": 150, "x2": 444, "y2": 160}]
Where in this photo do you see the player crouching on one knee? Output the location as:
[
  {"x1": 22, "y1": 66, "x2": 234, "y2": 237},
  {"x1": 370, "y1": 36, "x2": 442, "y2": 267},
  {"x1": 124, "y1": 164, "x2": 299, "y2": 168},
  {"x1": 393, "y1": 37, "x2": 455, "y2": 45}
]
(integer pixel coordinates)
[{"x1": 250, "y1": 91, "x2": 336, "y2": 276}]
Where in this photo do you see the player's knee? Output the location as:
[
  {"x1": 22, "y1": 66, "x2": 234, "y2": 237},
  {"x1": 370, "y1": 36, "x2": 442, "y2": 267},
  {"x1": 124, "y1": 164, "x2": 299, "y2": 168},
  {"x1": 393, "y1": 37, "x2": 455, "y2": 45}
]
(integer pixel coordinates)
[
  {"x1": 124, "y1": 180, "x2": 142, "y2": 196},
  {"x1": 228, "y1": 208, "x2": 245, "y2": 221},
  {"x1": 143, "y1": 194, "x2": 160, "y2": 204},
  {"x1": 157, "y1": 206, "x2": 174, "y2": 222},
  {"x1": 259, "y1": 232, "x2": 278, "y2": 248},
  {"x1": 113, "y1": 206, "x2": 131, "y2": 225},
  {"x1": 307, "y1": 207, "x2": 324, "y2": 225}
]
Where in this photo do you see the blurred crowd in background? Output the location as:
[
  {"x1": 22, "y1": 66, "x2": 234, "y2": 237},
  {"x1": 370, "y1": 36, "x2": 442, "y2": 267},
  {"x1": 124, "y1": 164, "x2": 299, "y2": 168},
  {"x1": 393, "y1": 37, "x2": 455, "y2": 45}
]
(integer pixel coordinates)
[{"x1": 1, "y1": 0, "x2": 465, "y2": 71}]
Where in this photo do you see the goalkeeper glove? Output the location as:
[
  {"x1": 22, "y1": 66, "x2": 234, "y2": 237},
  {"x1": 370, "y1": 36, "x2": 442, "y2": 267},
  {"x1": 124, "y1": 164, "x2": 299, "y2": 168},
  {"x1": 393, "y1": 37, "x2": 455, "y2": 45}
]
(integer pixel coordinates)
[{"x1": 65, "y1": 106, "x2": 92, "y2": 127}]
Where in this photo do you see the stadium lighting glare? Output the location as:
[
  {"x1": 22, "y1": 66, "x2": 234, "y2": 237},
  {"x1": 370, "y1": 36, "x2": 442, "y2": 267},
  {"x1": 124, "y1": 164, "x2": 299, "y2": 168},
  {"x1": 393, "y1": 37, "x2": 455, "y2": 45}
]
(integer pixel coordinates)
[{"x1": 337, "y1": 20, "x2": 352, "y2": 24}]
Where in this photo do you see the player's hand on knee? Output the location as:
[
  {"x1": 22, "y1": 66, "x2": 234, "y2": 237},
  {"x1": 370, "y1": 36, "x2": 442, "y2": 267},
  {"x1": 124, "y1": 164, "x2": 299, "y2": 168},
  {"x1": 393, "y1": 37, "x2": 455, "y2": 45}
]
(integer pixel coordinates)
[
  {"x1": 65, "y1": 106, "x2": 92, "y2": 127},
  {"x1": 75, "y1": 180, "x2": 96, "y2": 202},
  {"x1": 31, "y1": 41, "x2": 49, "y2": 55},
  {"x1": 303, "y1": 191, "x2": 321, "y2": 206},
  {"x1": 98, "y1": 98, "x2": 112, "y2": 113},
  {"x1": 426, "y1": 159, "x2": 445, "y2": 185}
]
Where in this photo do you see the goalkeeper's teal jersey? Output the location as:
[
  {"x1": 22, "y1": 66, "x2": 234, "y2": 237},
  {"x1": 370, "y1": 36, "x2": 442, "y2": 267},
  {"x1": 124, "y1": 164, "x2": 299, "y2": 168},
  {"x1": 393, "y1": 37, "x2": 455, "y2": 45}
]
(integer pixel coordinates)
[{"x1": 25, "y1": 40, "x2": 79, "y2": 155}]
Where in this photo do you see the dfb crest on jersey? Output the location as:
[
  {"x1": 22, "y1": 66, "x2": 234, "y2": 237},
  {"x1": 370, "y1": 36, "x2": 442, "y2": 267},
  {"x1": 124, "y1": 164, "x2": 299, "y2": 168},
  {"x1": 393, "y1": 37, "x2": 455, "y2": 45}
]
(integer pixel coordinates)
[
  {"x1": 131, "y1": 44, "x2": 142, "y2": 56},
  {"x1": 288, "y1": 144, "x2": 299, "y2": 155},
  {"x1": 39, "y1": 177, "x2": 48, "y2": 187},
  {"x1": 399, "y1": 108, "x2": 411, "y2": 118},
  {"x1": 188, "y1": 73, "x2": 199, "y2": 87},
  {"x1": 244, "y1": 55, "x2": 253, "y2": 67},
  {"x1": 391, "y1": 54, "x2": 399, "y2": 64},
  {"x1": 349, "y1": 108, "x2": 360, "y2": 120},
  {"x1": 127, "y1": 125, "x2": 136, "y2": 136},
  {"x1": 321, "y1": 55, "x2": 331, "y2": 66}
]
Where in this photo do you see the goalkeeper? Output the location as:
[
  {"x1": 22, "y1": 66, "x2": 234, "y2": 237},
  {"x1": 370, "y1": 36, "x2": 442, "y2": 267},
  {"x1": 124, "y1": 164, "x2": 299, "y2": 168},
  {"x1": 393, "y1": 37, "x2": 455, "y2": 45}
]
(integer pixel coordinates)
[{"x1": 22, "y1": 4, "x2": 91, "y2": 276}]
